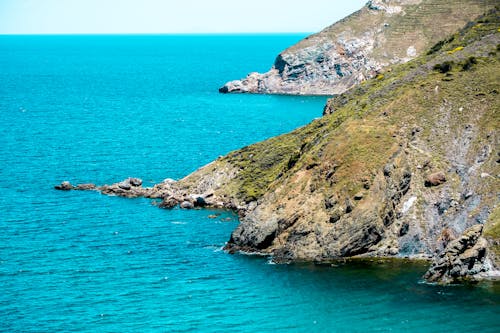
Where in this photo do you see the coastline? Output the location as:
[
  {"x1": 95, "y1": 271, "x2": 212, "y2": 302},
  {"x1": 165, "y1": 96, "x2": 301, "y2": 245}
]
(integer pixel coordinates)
[{"x1": 55, "y1": 6, "x2": 500, "y2": 285}]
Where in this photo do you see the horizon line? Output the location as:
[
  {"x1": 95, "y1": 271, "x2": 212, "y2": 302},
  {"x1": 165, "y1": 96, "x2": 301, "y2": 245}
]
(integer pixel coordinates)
[{"x1": 0, "y1": 31, "x2": 314, "y2": 36}]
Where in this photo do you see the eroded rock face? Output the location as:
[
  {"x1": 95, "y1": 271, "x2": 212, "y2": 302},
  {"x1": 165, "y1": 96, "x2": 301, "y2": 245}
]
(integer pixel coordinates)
[
  {"x1": 424, "y1": 225, "x2": 489, "y2": 283},
  {"x1": 219, "y1": 0, "x2": 497, "y2": 95}
]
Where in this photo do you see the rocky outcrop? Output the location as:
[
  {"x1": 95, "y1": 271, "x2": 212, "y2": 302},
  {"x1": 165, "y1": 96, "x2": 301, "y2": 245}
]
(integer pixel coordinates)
[
  {"x1": 424, "y1": 225, "x2": 489, "y2": 284},
  {"x1": 220, "y1": 12, "x2": 498, "y2": 280},
  {"x1": 56, "y1": 166, "x2": 241, "y2": 210},
  {"x1": 54, "y1": 181, "x2": 74, "y2": 191},
  {"x1": 219, "y1": 0, "x2": 498, "y2": 95}
]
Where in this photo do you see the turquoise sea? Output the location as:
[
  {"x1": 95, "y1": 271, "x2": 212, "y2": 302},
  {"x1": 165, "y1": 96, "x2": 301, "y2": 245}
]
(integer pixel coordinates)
[{"x1": 0, "y1": 35, "x2": 498, "y2": 332}]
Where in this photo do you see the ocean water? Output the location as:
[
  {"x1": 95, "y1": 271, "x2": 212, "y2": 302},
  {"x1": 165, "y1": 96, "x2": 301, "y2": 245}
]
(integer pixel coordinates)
[{"x1": 0, "y1": 35, "x2": 498, "y2": 332}]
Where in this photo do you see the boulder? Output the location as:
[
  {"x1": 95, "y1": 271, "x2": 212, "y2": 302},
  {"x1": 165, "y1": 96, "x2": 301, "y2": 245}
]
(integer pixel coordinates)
[
  {"x1": 159, "y1": 197, "x2": 178, "y2": 209},
  {"x1": 128, "y1": 178, "x2": 142, "y2": 187},
  {"x1": 180, "y1": 201, "x2": 194, "y2": 209},
  {"x1": 424, "y1": 172, "x2": 446, "y2": 187},
  {"x1": 117, "y1": 181, "x2": 131, "y2": 190},
  {"x1": 424, "y1": 224, "x2": 488, "y2": 284},
  {"x1": 54, "y1": 181, "x2": 73, "y2": 191}
]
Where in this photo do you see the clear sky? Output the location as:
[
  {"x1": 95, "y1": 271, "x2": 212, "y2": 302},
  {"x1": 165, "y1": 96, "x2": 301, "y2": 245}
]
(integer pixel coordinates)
[{"x1": 0, "y1": 0, "x2": 367, "y2": 34}]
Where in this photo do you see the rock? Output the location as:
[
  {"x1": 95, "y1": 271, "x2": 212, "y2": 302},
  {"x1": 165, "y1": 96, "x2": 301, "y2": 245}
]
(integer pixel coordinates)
[
  {"x1": 114, "y1": 177, "x2": 142, "y2": 191},
  {"x1": 354, "y1": 192, "x2": 364, "y2": 201},
  {"x1": 180, "y1": 201, "x2": 194, "y2": 209},
  {"x1": 118, "y1": 181, "x2": 131, "y2": 190},
  {"x1": 194, "y1": 196, "x2": 207, "y2": 207},
  {"x1": 329, "y1": 206, "x2": 344, "y2": 223},
  {"x1": 463, "y1": 191, "x2": 473, "y2": 200},
  {"x1": 399, "y1": 221, "x2": 409, "y2": 236},
  {"x1": 225, "y1": 216, "x2": 278, "y2": 252},
  {"x1": 54, "y1": 181, "x2": 73, "y2": 191},
  {"x1": 423, "y1": 225, "x2": 488, "y2": 284},
  {"x1": 159, "y1": 197, "x2": 178, "y2": 209},
  {"x1": 383, "y1": 163, "x2": 393, "y2": 177},
  {"x1": 128, "y1": 178, "x2": 142, "y2": 187},
  {"x1": 345, "y1": 197, "x2": 354, "y2": 213},
  {"x1": 324, "y1": 196, "x2": 337, "y2": 209},
  {"x1": 99, "y1": 178, "x2": 151, "y2": 198},
  {"x1": 75, "y1": 183, "x2": 96, "y2": 190},
  {"x1": 424, "y1": 172, "x2": 446, "y2": 187}
]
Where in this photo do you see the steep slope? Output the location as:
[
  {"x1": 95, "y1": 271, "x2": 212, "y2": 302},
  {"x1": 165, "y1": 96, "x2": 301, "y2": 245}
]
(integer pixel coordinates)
[
  {"x1": 219, "y1": 0, "x2": 498, "y2": 95},
  {"x1": 189, "y1": 8, "x2": 500, "y2": 283},
  {"x1": 61, "y1": 8, "x2": 500, "y2": 284}
]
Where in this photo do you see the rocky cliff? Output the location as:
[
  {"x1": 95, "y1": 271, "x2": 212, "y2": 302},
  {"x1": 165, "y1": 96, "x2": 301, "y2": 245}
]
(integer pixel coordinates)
[
  {"x1": 59, "y1": 8, "x2": 500, "y2": 284},
  {"x1": 219, "y1": 0, "x2": 498, "y2": 95}
]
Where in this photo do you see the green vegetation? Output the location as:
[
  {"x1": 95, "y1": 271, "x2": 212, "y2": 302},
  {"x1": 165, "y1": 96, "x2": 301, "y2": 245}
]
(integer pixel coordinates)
[
  {"x1": 484, "y1": 206, "x2": 500, "y2": 239},
  {"x1": 196, "y1": 7, "x2": 500, "y2": 241},
  {"x1": 185, "y1": 6, "x2": 500, "y2": 269},
  {"x1": 288, "y1": 0, "x2": 498, "y2": 65}
]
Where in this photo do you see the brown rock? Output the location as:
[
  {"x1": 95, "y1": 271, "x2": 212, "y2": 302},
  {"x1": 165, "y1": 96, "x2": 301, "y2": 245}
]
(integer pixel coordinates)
[
  {"x1": 75, "y1": 183, "x2": 96, "y2": 190},
  {"x1": 424, "y1": 172, "x2": 446, "y2": 187},
  {"x1": 118, "y1": 181, "x2": 131, "y2": 190},
  {"x1": 159, "y1": 197, "x2": 178, "y2": 209},
  {"x1": 54, "y1": 181, "x2": 73, "y2": 191},
  {"x1": 180, "y1": 201, "x2": 194, "y2": 209},
  {"x1": 128, "y1": 178, "x2": 142, "y2": 187}
]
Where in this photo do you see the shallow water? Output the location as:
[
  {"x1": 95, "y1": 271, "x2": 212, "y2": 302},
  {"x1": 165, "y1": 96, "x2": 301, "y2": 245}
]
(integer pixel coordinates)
[{"x1": 0, "y1": 35, "x2": 498, "y2": 332}]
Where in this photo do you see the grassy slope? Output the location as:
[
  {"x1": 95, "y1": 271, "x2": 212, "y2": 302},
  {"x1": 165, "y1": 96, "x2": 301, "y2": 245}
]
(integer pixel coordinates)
[
  {"x1": 180, "y1": 8, "x2": 499, "y2": 261},
  {"x1": 212, "y1": 7, "x2": 499, "y2": 204},
  {"x1": 286, "y1": 0, "x2": 498, "y2": 61}
]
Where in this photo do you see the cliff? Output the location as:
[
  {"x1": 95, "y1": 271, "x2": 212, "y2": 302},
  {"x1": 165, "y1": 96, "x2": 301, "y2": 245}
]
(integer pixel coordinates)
[
  {"x1": 58, "y1": 8, "x2": 500, "y2": 284},
  {"x1": 219, "y1": 0, "x2": 498, "y2": 95}
]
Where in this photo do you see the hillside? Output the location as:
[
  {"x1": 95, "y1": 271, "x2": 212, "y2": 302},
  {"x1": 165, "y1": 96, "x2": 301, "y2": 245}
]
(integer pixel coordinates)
[
  {"x1": 219, "y1": 0, "x2": 498, "y2": 95},
  {"x1": 177, "y1": 8, "x2": 500, "y2": 283},
  {"x1": 60, "y1": 7, "x2": 500, "y2": 284}
]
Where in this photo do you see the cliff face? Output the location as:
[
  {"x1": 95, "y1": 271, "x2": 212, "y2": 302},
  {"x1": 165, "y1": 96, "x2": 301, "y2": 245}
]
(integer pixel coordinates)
[
  {"x1": 219, "y1": 0, "x2": 498, "y2": 95},
  {"x1": 192, "y1": 9, "x2": 500, "y2": 283}
]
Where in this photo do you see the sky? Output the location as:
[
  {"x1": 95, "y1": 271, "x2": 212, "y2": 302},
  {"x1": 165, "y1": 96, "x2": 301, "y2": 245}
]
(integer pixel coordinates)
[{"x1": 0, "y1": 0, "x2": 367, "y2": 34}]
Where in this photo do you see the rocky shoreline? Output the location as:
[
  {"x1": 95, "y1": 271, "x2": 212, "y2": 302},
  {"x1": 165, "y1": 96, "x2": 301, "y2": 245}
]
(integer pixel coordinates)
[
  {"x1": 55, "y1": 164, "x2": 499, "y2": 285},
  {"x1": 219, "y1": 0, "x2": 498, "y2": 96},
  {"x1": 56, "y1": 178, "x2": 224, "y2": 210}
]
